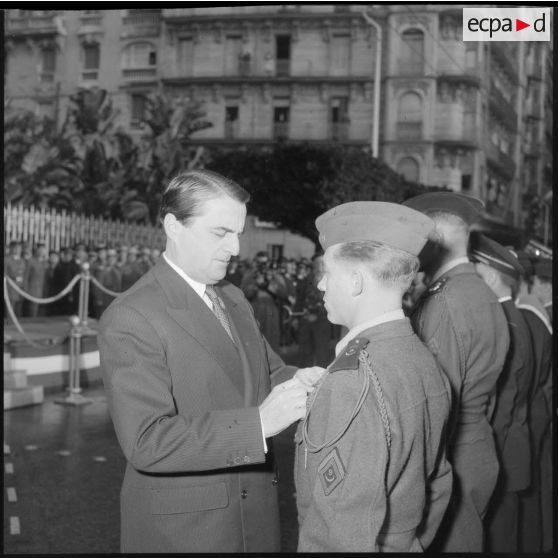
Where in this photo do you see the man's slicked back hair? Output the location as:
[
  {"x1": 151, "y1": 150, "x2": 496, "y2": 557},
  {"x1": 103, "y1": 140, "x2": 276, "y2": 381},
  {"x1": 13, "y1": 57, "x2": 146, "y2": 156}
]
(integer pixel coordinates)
[{"x1": 159, "y1": 169, "x2": 250, "y2": 225}]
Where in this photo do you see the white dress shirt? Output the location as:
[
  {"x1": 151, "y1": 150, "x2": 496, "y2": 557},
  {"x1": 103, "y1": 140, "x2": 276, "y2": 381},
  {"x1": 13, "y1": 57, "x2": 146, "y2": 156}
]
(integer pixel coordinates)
[{"x1": 163, "y1": 252, "x2": 268, "y2": 452}]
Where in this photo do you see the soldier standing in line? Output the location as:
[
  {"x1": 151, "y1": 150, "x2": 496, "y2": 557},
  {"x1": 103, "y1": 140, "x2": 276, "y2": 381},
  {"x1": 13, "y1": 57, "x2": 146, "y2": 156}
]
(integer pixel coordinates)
[
  {"x1": 23, "y1": 242, "x2": 49, "y2": 317},
  {"x1": 295, "y1": 201, "x2": 452, "y2": 552},
  {"x1": 5, "y1": 240, "x2": 27, "y2": 317},
  {"x1": 402, "y1": 192, "x2": 510, "y2": 553},
  {"x1": 470, "y1": 233, "x2": 533, "y2": 553},
  {"x1": 515, "y1": 252, "x2": 553, "y2": 553}
]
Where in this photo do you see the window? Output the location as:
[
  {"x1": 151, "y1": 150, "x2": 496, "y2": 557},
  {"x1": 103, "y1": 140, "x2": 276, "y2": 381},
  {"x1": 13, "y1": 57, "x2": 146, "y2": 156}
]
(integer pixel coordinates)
[
  {"x1": 400, "y1": 29, "x2": 424, "y2": 74},
  {"x1": 268, "y1": 244, "x2": 284, "y2": 260},
  {"x1": 273, "y1": 104, "x2": 290, "y2": 140},
  {"x1": 225, "y1": 36, "x2": 242, "y2": 75},
  {"x1": 331, "y1": 35, "x2": 350, "y2": 75},
  {"x1": 397, "y1": 92, "x2": 423, "y2": 139},
  {"x1": 122, "y1": 42, "x2": 156, "y2": 68},
  {"x1": 83, "y1": 43, "x2": 100, "y2": 70},
  {"x1": 275, "y1": 35, "x2": 291, "y2": 76},
  {"x1": 131, "y1": 93, "x2": 146, "y2": 125},
  {"x1": 177, "y1": 38, "x2": 194, "y2": 76},
  {"x1": 41, "y1": 47, "x2": 56, "y2": 73},
  {"x1": 225, "y1": 105, "x2": 239, "y2": 139},
  {"x1": 397, "y1": 157, "x2": 420, "y2": 183},
  {"x1": 330, "y1": 97, "x2": 349, "y2": 140}
]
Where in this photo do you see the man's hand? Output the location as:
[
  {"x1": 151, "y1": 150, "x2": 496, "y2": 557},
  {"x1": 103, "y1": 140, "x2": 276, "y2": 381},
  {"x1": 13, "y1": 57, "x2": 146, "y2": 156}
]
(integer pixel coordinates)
[
  {"x1": 259, "y1": 378, "x2": 310, "y2": 438},
  {"x1": 295, "y1": 366, "x2": 327, "y2": 389}
]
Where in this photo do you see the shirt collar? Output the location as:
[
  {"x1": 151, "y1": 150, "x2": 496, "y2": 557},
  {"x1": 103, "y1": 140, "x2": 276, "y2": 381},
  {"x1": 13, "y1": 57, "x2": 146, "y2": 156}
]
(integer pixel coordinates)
[
  {"x1": 163, "y1": 252, "x2": 206, "y2": 301},
  {"x1": 431, "y1": 256, "x2": 470, "y2": 283},
  {"x1": 498, "y1": 295, "x2": 512, "y2": 303},
  {"x1": 335, "y1": 309, "x2": 405, "y2": 357}
]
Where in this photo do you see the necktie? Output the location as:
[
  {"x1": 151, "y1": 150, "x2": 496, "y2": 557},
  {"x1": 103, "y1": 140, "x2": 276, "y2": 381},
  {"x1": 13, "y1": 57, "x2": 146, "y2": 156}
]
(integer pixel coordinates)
[{"x1": 205, "y1": 285, "x2": 235, "y2": 343}]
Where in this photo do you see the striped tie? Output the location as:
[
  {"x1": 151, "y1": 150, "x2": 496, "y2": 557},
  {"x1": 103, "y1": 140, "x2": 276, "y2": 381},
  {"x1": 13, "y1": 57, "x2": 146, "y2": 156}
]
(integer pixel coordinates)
[{"x1": 205, "y1": 286, "x2": 235, "y2": 343}]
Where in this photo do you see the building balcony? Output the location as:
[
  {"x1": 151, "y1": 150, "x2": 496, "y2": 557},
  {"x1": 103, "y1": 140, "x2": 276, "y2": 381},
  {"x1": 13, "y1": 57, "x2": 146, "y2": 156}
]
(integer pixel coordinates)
[
  {"x1": 81, "y1": 70, "x2": 99, "y2": 82},
  {"x1": 122, "y1": 68, "x2": 157, "y2": 81},
  {"x1": 397, "y1": 59, "x2": 425, "y2": 76},
  {"x1": 330, "y1": 122, "x2": 349, "y2": 141},
  {"x1": 6, "y1": 12, "x2": 58, "y2": 37},
  {"x1": 437, "y1": 70, "x2": 481, "y2": 88},
  {"x1": 434, "y1": 129, "x2": 478, "y2": 149},
  {"x1": 273, "y1": 122, "x2": 289, "y2": 140},
  {"x1": 396, "y1": 121, "x2": 423, "y2": 140},
  {"x1": 121, "y1": 11, "x2": 161, "y2": 38},
  {"x1": 486, "y1": 142, "x2": 516, "y2": 180},
  {"x1": 225, "y1": 120, "x2": 240, "y2": 139},
  {"x1": 488, "y1": 86, "x2": 518, "y2": 133},
  {"x1": 79, "y1": 12, "x2": 103, "y2": 27},
  {"x1": 276, "y1": 60, "x2": 290, "y2": 77}
]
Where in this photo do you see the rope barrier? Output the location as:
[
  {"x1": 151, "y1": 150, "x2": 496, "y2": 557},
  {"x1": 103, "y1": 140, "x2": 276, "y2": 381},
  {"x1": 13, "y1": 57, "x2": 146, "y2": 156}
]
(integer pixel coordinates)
[
  {"x1": 89, "y1": 275, "x2": 121, "y2": 298},
  {"x1": 5, "y1": 274, "x2": 81, "y2": 304},
  {"x1": 3, "y1": 278, "x2": 69, "y2": 350}
]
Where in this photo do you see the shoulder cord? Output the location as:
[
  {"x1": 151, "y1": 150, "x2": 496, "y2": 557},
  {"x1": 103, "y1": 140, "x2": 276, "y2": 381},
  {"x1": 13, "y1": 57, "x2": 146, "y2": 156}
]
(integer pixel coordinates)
[{"x1": 302, "y1": 348, "x2": 392, "y2": 453}]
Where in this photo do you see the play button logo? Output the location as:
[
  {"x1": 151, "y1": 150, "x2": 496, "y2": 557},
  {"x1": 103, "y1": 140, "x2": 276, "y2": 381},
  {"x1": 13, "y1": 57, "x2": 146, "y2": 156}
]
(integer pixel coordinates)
[{"x1": 463, "y1": 7, "x2": 551, "y2": 41}]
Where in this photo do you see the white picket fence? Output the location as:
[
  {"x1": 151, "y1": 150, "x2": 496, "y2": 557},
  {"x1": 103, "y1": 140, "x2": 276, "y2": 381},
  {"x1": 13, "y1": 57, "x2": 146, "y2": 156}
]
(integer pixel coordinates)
[{"x1": 4, "y1": 203, "x2": 166, "y2": 252}]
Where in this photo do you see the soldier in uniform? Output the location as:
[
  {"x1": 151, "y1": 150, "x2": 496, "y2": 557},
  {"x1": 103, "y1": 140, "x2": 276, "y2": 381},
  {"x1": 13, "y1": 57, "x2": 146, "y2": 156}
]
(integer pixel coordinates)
[
  {"x1": 469, "y1": 233, "x2": 533, "y2": 553},
  {"x1": 295, "y1": 201, "x2": 452, "y2": 552},
  {"x1": 402, "y1": 192, "x2": 510, "y2": 552},
  {"x1": 5, "y1": 240, "x2": 27, "y2": 317},
  {"x1": 515, "y1": 252, "x2": 553, "y2": 553}
]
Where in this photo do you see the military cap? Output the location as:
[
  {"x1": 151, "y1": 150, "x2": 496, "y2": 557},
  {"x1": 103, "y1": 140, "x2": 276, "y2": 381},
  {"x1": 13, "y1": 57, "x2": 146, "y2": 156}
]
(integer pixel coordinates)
[
  {"x1": 533, "y1": 258, "x2": 552, "y2": 280},
  {"x1": 107, "y1": 248, "x2": 117, "y2": 257},
  {"x1": 470, "y1": 232, "x2": 524, "y2": 279},
  {"x1": 316, "y1": 201, "x2": 435, "y2": 256},
  {"x1": 402, "y1": 192, "x2": 484, "y2": 225}
]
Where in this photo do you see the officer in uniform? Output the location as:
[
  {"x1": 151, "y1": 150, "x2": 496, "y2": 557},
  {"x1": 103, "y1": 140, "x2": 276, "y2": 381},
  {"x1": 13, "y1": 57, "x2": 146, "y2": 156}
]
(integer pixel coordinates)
[
  {"x1": 469, "y1": 233, "x2": 533, "y2": 552},
  {"x1": 515, "y1": 252, "x2": 553, "y2": 553},
  {"x1": 402, "y1": 192, "x2": 510, "y2": 552},
  {"x1": 294, "y1": 202, "x2": 452, "y2": 552}
]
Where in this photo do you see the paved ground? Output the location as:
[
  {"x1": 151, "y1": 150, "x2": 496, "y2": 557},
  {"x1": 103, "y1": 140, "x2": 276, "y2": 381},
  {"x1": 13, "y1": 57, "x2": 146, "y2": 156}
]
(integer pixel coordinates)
[{"x1": 3, "y1": 351, "x2": 304, "y2": 554}]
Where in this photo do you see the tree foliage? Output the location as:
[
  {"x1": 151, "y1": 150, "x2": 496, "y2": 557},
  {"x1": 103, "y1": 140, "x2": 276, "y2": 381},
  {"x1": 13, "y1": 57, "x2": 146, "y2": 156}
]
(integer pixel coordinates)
[{"x1": 208, "y1": 143, "x2": 443, "y2": 246}]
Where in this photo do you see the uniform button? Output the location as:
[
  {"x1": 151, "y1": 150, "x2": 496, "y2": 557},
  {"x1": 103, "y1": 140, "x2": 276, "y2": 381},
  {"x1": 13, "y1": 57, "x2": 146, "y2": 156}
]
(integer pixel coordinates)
[
  {"x1": 243, "y1": 455, "x2": 251, "y2": 463},
  {"x1": 272, "y1": 477, "x2": 278, "y2": 486},
  {"x1": 234, "y1": 457, "x2": 241, "y2": 464},
  {"x1": 241, "y1": 489, "x2": 248, "y2": 499}
]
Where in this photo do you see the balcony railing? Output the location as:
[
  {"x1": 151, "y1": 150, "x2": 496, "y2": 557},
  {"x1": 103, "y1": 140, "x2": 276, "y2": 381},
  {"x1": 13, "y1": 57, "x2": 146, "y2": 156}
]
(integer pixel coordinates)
[
  {"x1": 397, "y1": 59, "x2": 424, "y2": 76},
  {"x1": 396, "y1": 121, "x2": 423, "y2": 140},
  {"x1": 275, "y1": 59, "x2": 290, "y2": 77},
  {"x1": 122, "y1": 13, "x2": 161, "y2": 27},
  {"x1": 39, "y1": 72, "x2": 55, "y2": 83},
  {"x1": 7, "y1": 13, "x2": 58, "y2": 34},
  {"x1": 225, "y1": 121, "x2": 240, "y2": 139},
  {"x1": 79, "y1": 13, "x2": 102, "y2": 26},
  {"x1": 330, "y1": 122, "x2": 349, "y2": 141},
  {"x1": 122, "y1": 68, "x2": 157, "y2": 80},
  {"x1": 273, "y1": 122, "x2": 289, "y2": 140},
  {"x1": 81, "y1": 70, "x2": 99, "y2": 81}
]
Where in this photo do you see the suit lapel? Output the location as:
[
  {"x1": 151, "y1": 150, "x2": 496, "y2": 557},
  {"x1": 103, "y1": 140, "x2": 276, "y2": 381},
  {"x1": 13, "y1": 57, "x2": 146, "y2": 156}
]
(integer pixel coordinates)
[
  {"x1": 153, "y1": 261, "x2": 245, "y2": 393},
  {"x1": 220, "y1": 284, "x2": 264, "y2": 406}
]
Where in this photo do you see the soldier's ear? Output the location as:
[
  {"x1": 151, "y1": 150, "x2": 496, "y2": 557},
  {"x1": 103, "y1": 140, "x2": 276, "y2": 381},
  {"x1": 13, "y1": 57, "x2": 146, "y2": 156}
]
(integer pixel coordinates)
[
  {"x1": 350, "y1": 270, "x2": 363, "y2": 297},
  {"x1": 163, "y1": 214, "x2": 179, "y2": 240}
]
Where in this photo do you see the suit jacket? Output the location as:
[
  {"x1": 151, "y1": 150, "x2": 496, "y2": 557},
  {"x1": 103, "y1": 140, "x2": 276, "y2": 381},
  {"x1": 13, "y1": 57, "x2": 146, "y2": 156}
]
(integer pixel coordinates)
[
  {"x1": 491, "y1": 301, "x2": 533, "y2": 492},
  {"x1": 98, "y1": 259, "x2": 296, "y2": 553},
  {"x1": 295, "y1": 320, "x2": 452, "y2": 552}
]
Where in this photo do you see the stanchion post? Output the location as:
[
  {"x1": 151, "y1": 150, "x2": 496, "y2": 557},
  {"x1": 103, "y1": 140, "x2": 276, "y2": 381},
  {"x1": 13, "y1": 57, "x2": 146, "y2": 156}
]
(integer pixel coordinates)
[{"x1": 55, "y1": 315, "x2": 92, "y2": 406}]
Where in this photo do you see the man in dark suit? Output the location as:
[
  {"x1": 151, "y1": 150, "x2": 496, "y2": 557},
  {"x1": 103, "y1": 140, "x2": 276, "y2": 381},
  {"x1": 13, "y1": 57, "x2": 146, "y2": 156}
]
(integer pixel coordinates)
[
  {"x1": 402, "y1": 193, "x2": 509, "y2": 552},
  {"x1": 470, "y1": 233, "x2": 533, "y2": 552},
  {"x1": 98, "y1": 170, "x2": 324, "y2": 553}
]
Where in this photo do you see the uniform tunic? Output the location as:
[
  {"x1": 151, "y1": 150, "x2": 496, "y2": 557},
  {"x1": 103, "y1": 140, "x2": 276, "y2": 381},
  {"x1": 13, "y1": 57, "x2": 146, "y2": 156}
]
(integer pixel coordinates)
[
  {"x1": 295, "y1": 319, "x2": 452, "y2": 552},
  {"x1": 516, "y1": 296, "x2": 553, "y2": 552},
  {"x1": 485, "y1": 299, "x2": 533, "y2": 552},
  {"x1": 411, "y1": 262, "x2": 509, "y2": 552}
]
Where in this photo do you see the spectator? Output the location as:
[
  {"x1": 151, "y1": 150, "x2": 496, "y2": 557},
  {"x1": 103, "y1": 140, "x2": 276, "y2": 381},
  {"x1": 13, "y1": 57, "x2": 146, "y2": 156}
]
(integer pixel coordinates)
[
  {"x1": 5, "y1": 241, "x2": 27, "y2": 317},
  {"x1": 23, "y1": 242, "x2": 49, "y2": 317},
  {"x1": 120, "y1": 246, "x2": 143, "y2": 291},
  {"x1": 136, "y1": 247, "x2": 152, "y2": 275},
  {"x1": 97, "y1": 248, "x2": 122, "y2": 316},
  {"x1": 149, "y1": 247, "x2": 161, "y2": 267},
  {"x1": 45, "y1": 250, "x2": 61, "y2": 316}
]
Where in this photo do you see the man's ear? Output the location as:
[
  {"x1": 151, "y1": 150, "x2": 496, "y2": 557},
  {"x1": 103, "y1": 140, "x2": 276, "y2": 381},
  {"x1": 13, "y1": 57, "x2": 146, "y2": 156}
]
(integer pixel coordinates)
[
  {"x1": 350, "y1": 269, "x2": 363, "y2": 297},
  {"x1": 163, "y1": 214, "x2": 178, "y2": 240}
]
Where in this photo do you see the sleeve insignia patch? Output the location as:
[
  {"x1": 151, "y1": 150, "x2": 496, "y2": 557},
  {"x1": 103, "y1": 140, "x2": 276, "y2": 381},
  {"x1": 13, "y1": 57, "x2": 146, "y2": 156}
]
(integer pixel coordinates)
[{"x1": 318, "y1": 447, "x2": 346, "y2": 496}]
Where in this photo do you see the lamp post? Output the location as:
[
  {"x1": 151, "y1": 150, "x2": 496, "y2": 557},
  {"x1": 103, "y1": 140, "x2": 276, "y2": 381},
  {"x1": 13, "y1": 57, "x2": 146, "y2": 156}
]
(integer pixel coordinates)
[{"x1": 362, "y1": 9, "x2": 382, "y2": 159}]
